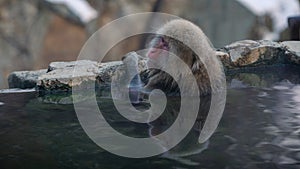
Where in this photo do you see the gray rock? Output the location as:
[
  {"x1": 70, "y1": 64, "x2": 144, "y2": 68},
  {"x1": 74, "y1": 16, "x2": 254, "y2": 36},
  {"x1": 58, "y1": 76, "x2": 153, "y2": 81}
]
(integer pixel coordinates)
[
  {"x1": 97, "y1": 61, "x2": 123, "y2": 83},
  {"x1": 224, "y1": 40, "x2": 261, "y2": 66},
  {"x1": 47, "y1": 60, "x2": 99, "y2": 72},
  {"x1": 8, "y1": 69, "x2": 47, "y2": 89},
  {"x1": 281, "y1": 41, "x2": 300, "y2": 54},
  {"x1": 37, "y1": 60, "x2": 100, "y2": 92},
  {"x1": 224, "y1": 40, "x2": 260, "y2": 51},
  {"x1": 37, "y1": 55, "x2": 146, "y2": 92},
  {"x1": 223, "y1": 40, "x2": 284, "y2": 68},
  {"x1": 281, "y1": 41, "x2": 300, "y2": 65},
  {"x1": 7, "y1": 57, "x2": 144, "y2": 91}
]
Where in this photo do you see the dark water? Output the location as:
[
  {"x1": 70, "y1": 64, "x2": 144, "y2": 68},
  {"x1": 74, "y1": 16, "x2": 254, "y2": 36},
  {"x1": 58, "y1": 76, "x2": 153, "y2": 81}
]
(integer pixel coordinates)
[{"x1": 0, "y1": 66, "x2": 300, "y2": 169}]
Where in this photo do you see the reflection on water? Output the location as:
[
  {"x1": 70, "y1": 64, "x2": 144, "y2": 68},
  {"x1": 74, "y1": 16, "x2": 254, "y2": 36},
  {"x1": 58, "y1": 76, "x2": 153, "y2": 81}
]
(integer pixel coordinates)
[{"x1": 0, "y1": 66, "x2": 300, "y2": 169}]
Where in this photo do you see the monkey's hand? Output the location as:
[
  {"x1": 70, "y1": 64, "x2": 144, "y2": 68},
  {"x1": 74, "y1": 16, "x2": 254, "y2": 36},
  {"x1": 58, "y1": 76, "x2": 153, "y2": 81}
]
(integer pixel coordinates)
[
  {"x1": 122, "y1": 52, "x2": 139, "y2": 67},
  {"x1": 122, "y1": 52, "x2": 147, "y2": 71}
]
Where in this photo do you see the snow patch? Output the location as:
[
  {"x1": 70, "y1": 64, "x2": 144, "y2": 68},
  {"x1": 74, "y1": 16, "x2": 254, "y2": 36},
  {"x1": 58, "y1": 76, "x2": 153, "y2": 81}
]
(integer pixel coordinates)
[{"x1": 45, "y1": 0, "x2": 98, "y2": 24}]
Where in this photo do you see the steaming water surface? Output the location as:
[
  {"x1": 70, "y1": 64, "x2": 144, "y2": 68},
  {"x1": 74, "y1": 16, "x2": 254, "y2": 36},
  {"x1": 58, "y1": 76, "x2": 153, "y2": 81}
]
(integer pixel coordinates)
[{"x1": 0, "y1": 66, "x2": 300, "y2": 169}]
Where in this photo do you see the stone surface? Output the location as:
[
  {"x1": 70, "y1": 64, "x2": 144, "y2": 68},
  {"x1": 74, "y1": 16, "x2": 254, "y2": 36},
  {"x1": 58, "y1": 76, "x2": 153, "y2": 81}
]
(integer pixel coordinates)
[
  {"x1": 37, "y1": 60, "x2": 100, "y2": 92},
  {"x1": 36, "y1": 54, "x2": 147, "y2": 92},
  {"x1": 8, "y1": 69, "x2": 47, "y2": 89},
  {"x1": 222, "y1": 40, "x2": 285, "y2": 68},
  {"x1": 282, "y1": 41, "x2": 300, "y2": 54},
  {"x1": 281, "y1": 41, "x2": 300, "y2": 65},
  {"x1": 47, "y1": 60, "x2": 98, "y2": 72},
  {"x1": 7, "y1": 55, "x2": 145, "y2": 91},
  {"x1": 97, "y1": 61, "x2": 123, "y2": 83}
]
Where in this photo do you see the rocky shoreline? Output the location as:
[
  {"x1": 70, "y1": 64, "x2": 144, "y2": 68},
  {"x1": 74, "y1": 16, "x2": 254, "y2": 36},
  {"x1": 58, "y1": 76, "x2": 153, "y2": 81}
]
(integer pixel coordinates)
[{"x1": 7, "y1": 40, "x2": 300, "y2": 93}]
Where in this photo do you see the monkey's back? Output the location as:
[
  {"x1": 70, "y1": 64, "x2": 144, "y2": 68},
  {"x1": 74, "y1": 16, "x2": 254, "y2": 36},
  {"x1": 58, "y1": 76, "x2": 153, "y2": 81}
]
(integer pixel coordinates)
[{"x1": 147, "y1": 19, "x2": 224, "y2": 95}]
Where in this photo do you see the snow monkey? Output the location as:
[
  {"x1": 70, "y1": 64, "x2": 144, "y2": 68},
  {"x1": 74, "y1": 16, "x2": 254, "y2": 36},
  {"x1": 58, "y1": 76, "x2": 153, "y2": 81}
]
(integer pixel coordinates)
[
  {"x1": 118, "y1": 19, "x2": 225, "y2": 141},
  {"x1": 123, "y1": 19, "x2": 224, "y2": 96}
]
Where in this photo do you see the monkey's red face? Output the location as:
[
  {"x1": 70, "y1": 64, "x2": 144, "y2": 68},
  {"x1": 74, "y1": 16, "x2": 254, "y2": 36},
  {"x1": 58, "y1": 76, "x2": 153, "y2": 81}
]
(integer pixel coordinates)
[
  {"x1": 148, "y1": 36, "x2": 169, "y2": 59},
  {"x1": 146, "y1": 36, "x2": 169, "y2": 68}
]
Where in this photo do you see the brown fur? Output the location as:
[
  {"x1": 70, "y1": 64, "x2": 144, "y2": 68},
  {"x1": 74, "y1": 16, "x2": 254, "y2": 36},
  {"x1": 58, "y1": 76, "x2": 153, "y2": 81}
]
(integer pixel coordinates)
[{"x1": 144, "y1": 19, "x2": 223, "y2": 95}]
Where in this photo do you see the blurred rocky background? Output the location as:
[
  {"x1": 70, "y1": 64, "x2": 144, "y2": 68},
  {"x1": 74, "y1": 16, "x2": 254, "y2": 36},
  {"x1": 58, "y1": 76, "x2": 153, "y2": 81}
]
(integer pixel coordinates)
[{"x1": 0, "y1": 0, "x2": 299, "y2": 89}]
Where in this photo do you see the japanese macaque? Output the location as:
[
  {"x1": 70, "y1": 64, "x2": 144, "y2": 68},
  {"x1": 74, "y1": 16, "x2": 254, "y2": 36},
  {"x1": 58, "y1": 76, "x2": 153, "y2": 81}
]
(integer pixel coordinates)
[
  {"x1": 144, "y1": 19, "x2": 223, "y2": 95},
  {"x1": 121, "y1": 19, "x2": 223, "y2": 96}
]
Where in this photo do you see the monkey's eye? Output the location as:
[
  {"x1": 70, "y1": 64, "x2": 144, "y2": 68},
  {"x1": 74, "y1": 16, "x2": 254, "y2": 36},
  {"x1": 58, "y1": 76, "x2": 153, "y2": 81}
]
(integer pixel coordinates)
[{"x1": 158, "y1": 37, "x2": 169, "y2": 49}]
